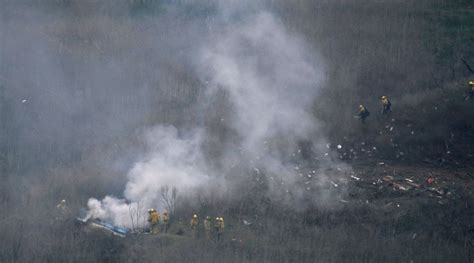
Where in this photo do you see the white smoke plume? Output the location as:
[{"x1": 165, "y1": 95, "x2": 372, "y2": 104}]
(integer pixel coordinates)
[
  {"x1": 87, "y1": 126, "x2": 212, "y2": 228},
  {"x1": 87, "y1": 2, "x2": 348, "y2": 228}
]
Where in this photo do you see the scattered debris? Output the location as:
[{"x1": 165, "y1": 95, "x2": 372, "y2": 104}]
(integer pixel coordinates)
[
  {"x1": 405, "y1": 179, "x2": 421, "y2": 188},
  {"x1": 426, "y1": 177, "x2": 435, "y2": 185},
  {"x1": 382, "y1": 175, "x2": 394, "y2": 182},
  {"x1": 350, "y1": 175, "x2": 361, "y2": 181},
  {"x1": 392, "y1": 182, "x2": 409, "y2": 191},
  {"x1": 427, "y1": 187, "x2": 446, "y2": 196}
]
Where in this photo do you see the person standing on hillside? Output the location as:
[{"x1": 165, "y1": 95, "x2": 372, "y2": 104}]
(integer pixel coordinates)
[
  {"x1": 148, "y1": 209, "x2": 160, "y2": 234},
  {"x1": 467, "y1": 81, "x2": 474, "y2": 100},
  {"x1": 358, "y1": 105, "x2": 370, "y2": 123},
  {"x1": 162, "y1": 211, "x2": 169, "y2": 233},
  {"x1": 380, "y1": 96, "x2": 392, "y2": 115},
  {"x1": 204, "y1": 216, "x2": 212, "y2": 240},
  {"x1": 217, "y1": 217, "x2": 225, "y2": 241},
  {"x1": 190, "y1": 214, "x2": 199, "y2": 238},
  {"x1": 55, "y1": 199, "x2": 67, "y2": 220}
]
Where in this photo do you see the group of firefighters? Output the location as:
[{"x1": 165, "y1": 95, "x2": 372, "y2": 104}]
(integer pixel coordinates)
[
  {"x1": 56, "y1": 200, "x2": 224, "y2": 239},
  {"x1": 358, "y1": 81, "x2": 474, "y2": 124},
  {"x1": 357, "y1": 95, "x2": 391, "y2": 124},
  {"x1": 147, "y1": 208, "x2": 169, "y2": 234},
  {"x1": 147, "y1": 209, "x2": 225, "y2": 240},
  {"x1": 192, "y1": 214, "x2": 225, "y2": 240}
]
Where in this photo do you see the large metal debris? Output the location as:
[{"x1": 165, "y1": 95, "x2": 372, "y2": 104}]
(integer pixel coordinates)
[{"x1": 76, "y1": 211, "x2": 129, "y2": 237}]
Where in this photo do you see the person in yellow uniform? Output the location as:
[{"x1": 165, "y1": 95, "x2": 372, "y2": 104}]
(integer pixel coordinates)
[
  {"x1": 55, "y1": 199, "x2": 67, "y2": 220},
  {"x1": 358, "y1": 105, "x2": 370, "y2": 124},
  {"x1": 204, "y1": 216, "x2": 212, "y2": 240},
  {"x1": 214, "y1": 217, "x2": 220, "y2": 239},
  {"x1": 217, "y1": 217, "x2": 225, "y2": 241},
  {"x1": 467, "y1": 81, "x2": 474, "y2": 100},
  {"x1": 148, "y1": 209, "x2": 160, "y2": 234},
  {"x1": 190, "y1": 214, "x2": 198, "y2": 238},
  {"x1": 380, "y1": 96, "x2": 391, "y2": 115},
  {"x1": 162, "y1": 211, "x2": 169, "y2": 233}
]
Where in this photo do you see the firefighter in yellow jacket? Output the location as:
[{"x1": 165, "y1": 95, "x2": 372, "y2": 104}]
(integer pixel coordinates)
[
  {"x1": 190, "y1": 214, "x2": 198, "y2": 238},
  {"x1": 467, "y1": 81, "x2": 474, "y2": 100},
  {"x1": 217, "y1": 217, "x2": 225, "y2": 241},
  {"x1": 380, "y1": 96, "x2": 391, "y2": 115},
  {"x1": 358, "y1": 105, "x2": 370, "y2": 123},
  {"x1": 55, "y1": 199, "x2": 67, "y2": 220},
  {"x1": 162, "y1": 211, "x2": 169, "y2": 233},
  {"x1": 148, "y1": 209, "x2": 160, "y2": 234},
  {"x1": 204, "y1": 216, "x2": 212, "y2": 240}
]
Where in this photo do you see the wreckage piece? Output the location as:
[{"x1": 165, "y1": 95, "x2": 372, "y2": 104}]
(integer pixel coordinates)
[
  {"x1": 427, "y1": 187, "x2": 446, "y2": 196},
  {"x1": 392, "y1": 182, "x2": 412, "y2": 192},
  {"x1": 403, "y1": 178, "x2": 421, "y2": 188},
  {"x1": 89, "y1": 219, "x2": 129, "y2": 237},
  {"x1": 76, "y1": 211, "x2": 129, "y2": 237},
  {"x1": 382, "y1": 176, "x2": 415, "y2": 192}
]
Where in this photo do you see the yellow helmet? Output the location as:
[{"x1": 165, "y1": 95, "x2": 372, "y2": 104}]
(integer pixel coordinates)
[
  {"x1": 381, "y1": 96, "x2": 387, "y2": 100},
  {"x1": 469, "y1": 81, "x2": 474, "y2": 86}
]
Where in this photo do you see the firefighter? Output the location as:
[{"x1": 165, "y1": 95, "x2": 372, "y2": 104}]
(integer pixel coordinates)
[
  {"x1": 56, "y1": 199, "x2": 67, "y2": 210},
  {"x1": 214, "y1": 217, "x2": 220, "y2": 240},
  {"x1": 217, "y1": 217, "x2": 225, "y2": 241},
  {"x1": 467, "y1": 81, "x2": 474, "y2": 100},
  {"x1": 55, "y1": 199, "x2": 67, "y2": 220},
  {"x1": 190, "y1": 214, "x2": 198, "y2": 238},
  {"x1": 380, "y1": 96, "x2": 391, "y2": 115},
  {"x1": 148, "y1": 209, "x2": 160, "y2": 234},
  {"x1": 358, "y1": 105, "x2": 370, "y2": 123},
  {"x1": 162, "y1": 211, "x2": 169, "y2": 233},
  {"x1": 204, "y1": 216, "x2": 212, "y2": 240}
]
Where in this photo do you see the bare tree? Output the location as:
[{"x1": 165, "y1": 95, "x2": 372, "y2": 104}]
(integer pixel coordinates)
[
  {"x1": 128, "y1": 200, "x2": 145, "y2": 232},
  {"x1": 160, "y1": 185, "x2": 178, "y2": 216}
]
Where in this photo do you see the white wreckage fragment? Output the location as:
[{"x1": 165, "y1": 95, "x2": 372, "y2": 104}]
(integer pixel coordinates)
[
  {"x1": 76, "y1": 210, "x2": 129, "y2": 237},
  {"x1": 350, "y1": 175, "x2": 361, "y2": 181}
]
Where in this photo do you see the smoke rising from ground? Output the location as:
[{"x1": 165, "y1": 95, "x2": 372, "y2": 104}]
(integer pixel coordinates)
[{"x1": 86, "y1": 2, "x2": 348, "y2": 227}]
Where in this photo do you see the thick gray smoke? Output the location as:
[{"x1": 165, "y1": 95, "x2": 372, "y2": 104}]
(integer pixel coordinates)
[{"x1": 87, "y1": 2, "x2": 348, "y2": 227}]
